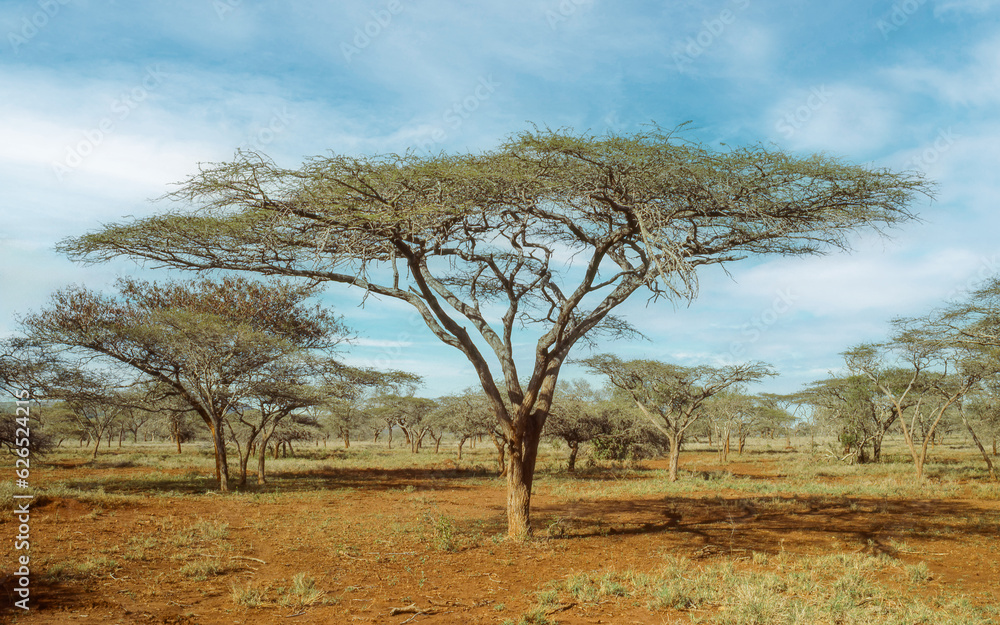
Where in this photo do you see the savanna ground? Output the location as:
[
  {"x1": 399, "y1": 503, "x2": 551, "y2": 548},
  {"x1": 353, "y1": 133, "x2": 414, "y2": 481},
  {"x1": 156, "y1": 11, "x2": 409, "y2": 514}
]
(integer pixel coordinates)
[{"x1": 3, "y1": 437, "x2": 1000, "y2": 624}]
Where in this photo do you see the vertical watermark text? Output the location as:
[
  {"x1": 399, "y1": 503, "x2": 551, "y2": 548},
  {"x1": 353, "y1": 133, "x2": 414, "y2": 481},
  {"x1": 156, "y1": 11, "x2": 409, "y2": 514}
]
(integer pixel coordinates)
[{"x1": 11, "y1": 389, "x2": 33, "y2": 611}]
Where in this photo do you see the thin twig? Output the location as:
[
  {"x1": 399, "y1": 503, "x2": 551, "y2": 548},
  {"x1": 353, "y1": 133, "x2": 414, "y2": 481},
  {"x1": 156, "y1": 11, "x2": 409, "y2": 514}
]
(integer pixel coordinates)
[
  {"x1": 389, "y1": 604, "x2": 420, "y2": 615},
  {"x1": 230, "y1": 556, "x2": 266, "y2": 564}
]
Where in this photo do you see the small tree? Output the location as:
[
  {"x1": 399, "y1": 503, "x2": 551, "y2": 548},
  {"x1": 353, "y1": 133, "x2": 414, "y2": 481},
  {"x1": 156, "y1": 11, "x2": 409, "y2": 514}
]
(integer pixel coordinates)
[
  {"x1": 433, "y1": 390, "x2": 503, "y2": 465},
  {"x1": 544, "y1": 379, "x2": 609, "y2": 471},
  {"x1": 799, "y1": 374, "x2": 898, "y2": 463},
  {"x1": 22, "y1": 277, "x2": 347, "y2": 491},
  {"x1": 844, "y1": 319, "x2": 994, "y2": 479},
  {"x1": 584, "y1": 355, "x2": 774, "y2": 481},
  {"x1": 369, "y1": 394, "x2": 437, "y2": 453}
]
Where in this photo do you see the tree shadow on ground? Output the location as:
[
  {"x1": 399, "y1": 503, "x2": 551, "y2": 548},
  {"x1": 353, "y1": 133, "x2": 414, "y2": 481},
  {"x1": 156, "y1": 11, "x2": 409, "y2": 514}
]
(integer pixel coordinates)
[
  {"x1": 532, "y1": 494, "x2": 1000, "y2": 555},
  {"x1": 41, "y1": 465, "x2": 503, "y2": 497}
]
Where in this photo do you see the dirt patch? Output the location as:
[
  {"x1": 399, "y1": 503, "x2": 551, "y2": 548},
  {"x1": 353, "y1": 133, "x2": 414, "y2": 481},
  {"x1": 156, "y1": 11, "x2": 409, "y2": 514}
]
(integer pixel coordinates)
[{"x1": 3, "y1": 449, "x2": 999, "y2": 624}]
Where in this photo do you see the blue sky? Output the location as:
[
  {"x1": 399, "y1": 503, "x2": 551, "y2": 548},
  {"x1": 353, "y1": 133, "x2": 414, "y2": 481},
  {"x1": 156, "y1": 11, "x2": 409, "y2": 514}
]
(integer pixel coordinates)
[{"x1": 2, "y1": 0, "x2": 1000, "y2": 399}]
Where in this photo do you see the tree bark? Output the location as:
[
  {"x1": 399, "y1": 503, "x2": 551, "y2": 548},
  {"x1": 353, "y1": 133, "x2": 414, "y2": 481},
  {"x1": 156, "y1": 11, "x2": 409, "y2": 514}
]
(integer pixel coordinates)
[
  {"x1": 667, "y1": 433, "x2": 680, "y2": 482},
  {"x1": 257, "y1": 429, "x2": 278, "y2": 484},
  {"x1": 959, "y1": 406, "x2": 996, "y2": 481},
  {"x1": 872, "y1": 433, "x2": 883, "y2": 463},
  {"x1": 567, "y1": 441, "x2": 578, "y2": 472},
  {"x1": 210, "y1": 415, "x2": 230, "y2": 492},
  {"x1": 489, "y1": 433, "x2": 507, "y2": 477},
  {"x1": 505, "y1": 422, "x2": 542, "y2": 540}
]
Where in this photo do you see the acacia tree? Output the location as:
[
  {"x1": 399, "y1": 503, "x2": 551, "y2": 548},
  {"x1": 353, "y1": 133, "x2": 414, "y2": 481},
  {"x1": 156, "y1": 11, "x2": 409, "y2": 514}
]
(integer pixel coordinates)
[
  {"x1": 545, "y1": 379, "x2": 609, "y2": 471},
  {"x1": 368, "y1": 394, "x2": 438, "y2": 453},
  {"x1": 22, "y1": 277, "x2": 346, "y2": 492},
  {"x1": 226, "y1": 362, "x2": 326, "y2": 487},
  {"x1": 919, "y1": 276, "x2": 1000, "y2": 477},
  {"x1": 60, "y1": 128, "x2": 930, "y2": 537},
  {"x1": 844, "y1": 320, "x2": 995, "y2": 479},
  {"x1": 143, "y1": 383, "x2": 199, "y2": 453},
  {"x1": 0, "y1": 338, "x2": 61, "y2": 454},
  {"x1": 702, "y1": 390, "x2": 756, "y2": 461},
  {"x1": 584, "y1": 355, "x2": 774, "y2": 480},
  {"x1": 433, "y1": 389, "x2": 505, "y2": 466},
  {"x1": 800, "y1": 374, "x2": 898, "y2": 463}
]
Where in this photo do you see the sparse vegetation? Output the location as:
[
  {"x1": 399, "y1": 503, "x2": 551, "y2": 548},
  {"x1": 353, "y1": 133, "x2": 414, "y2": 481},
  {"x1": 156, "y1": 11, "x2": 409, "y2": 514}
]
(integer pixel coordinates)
[{"x1": 5, "y1": 435, "x2": 999, "y2": 623}]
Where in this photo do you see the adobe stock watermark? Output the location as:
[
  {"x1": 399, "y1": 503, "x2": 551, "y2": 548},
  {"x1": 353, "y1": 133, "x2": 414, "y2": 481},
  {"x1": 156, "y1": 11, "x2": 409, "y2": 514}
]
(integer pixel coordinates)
[
  {"x1": 943, "y1": 254, "x2": 1000, "y2": 304},
  {"x1": 11, "y1": 390, "x2": 33, "y2": 611},
  {"x1": 545, "y1": 0, "x2": 594, "y2": 30},
  {"x1": 720, "y1": 288, "x2": 798, "y2": 366},
  {"x1": 413, "y1": 75, "x2": 501, "y2": 153},
  {"x1": 672, "y1": 0, "x2": 751, "y2": 72},
  {"x1": 341, "y1": 0, "x2": 405, "y2": 63},
  {"x1": 50, "y1": 64, "x2": 168, "y2": 181},
  {"x1": 213, "y1": 0, "x2": 242, "y2": 20},
  {"x1": 774, "y1": 85, "x2": 832, "y2": 139},
  {"x1": 361, "y1": 309, "x2": 425, "y2": 371},
  {"x1": 8, "y1": 0, "x2": 72, "y2": 56},
  {"x1": 237, "y1": 106, "x2": 295, "y2": 153},
  {"x1": 875, "y1": 0, "x2": 929, "y2": 39},
  {"x1": 906, "y1": 127, "x2": 959, "y2": 174}
]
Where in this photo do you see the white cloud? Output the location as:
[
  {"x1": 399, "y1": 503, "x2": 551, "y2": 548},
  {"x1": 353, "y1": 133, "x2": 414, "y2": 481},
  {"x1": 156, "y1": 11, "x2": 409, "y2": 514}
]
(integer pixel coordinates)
[
  {"x1": 885, "y1": 35, "x2": 1000, "y2": 107},
  {"x1": 768, "y1": 83, "x2": 898, "y2": 154},
  {"x1": 934, "y1": 0, "x2": 1000, "y2": 15}
]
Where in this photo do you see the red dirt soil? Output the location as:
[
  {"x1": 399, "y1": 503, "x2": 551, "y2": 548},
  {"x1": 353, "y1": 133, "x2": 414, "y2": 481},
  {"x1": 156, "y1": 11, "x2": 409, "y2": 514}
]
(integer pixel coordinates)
[{"x1": 3, "y1": 453, "x2": 999, "y2": 624}]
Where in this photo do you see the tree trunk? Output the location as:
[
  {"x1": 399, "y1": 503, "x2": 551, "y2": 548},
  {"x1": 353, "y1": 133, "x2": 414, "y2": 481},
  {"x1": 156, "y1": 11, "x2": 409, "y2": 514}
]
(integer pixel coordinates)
[
  {"x1": 210, "y1": 416, "x2": 230, "y2": 492},
  {"x1": 457, "y1": 437, "x2": 465, "y2": 460},
  {"x1": 257, "y1": 429, "x2": 277, "y2": 485},
  {"x1": 567, "y1": 441, "x2": 578, "y2": 472},
  {"x1": 238, "y1": 449, "x2": 249, "y2": 488},
  {"x1": 871, "y1": 434, "x2": 883, "y2": 463},
  {"x1": 490, "y1": 433, "x2": 507, "y2": 477},
  {"x1": 959, "y1": 406, "x2": 996, "y2": 481},
  {"x1": 667, "y1": 433, "x2": 681, "y2": 482},
  {"x1": 505, "y1": 423, "x2": 542, "y2": 540}
]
